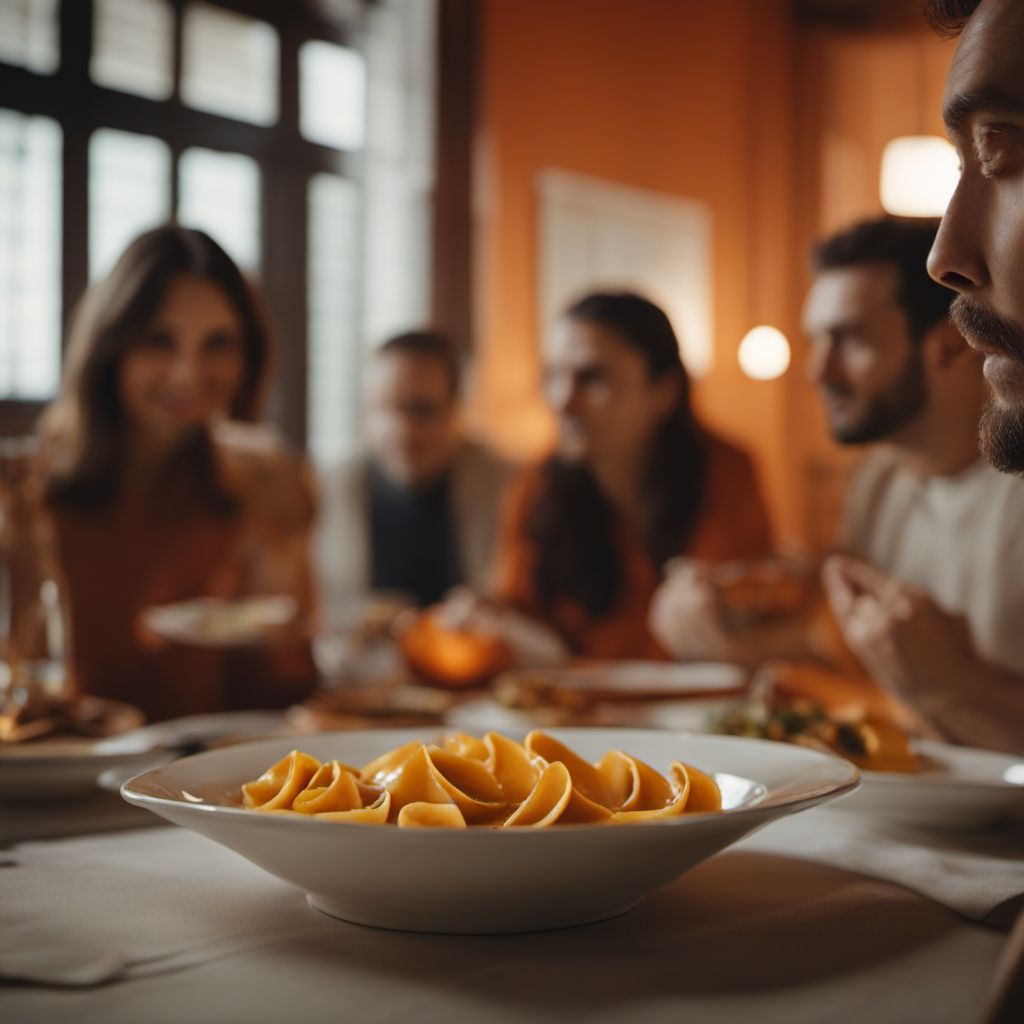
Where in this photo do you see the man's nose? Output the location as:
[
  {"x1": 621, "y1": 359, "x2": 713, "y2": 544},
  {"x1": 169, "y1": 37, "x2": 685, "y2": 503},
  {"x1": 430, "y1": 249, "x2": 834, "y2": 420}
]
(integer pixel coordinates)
[
  {"x1": 546, "y1": 375, "x2": 574, "y2": 413},
  {"x1": 927, "y1": 181, "x2": 988, "y2": 294}
]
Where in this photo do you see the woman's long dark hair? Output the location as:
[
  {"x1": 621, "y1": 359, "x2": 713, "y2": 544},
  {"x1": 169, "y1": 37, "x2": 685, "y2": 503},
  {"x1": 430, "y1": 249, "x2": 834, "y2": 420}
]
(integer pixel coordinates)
[
  {"x1": 528, "y1": 292, "x2": 708, "y2": 619},
  {"x1": 42, "y1": 225, "x2": 271, "y2": 512}
]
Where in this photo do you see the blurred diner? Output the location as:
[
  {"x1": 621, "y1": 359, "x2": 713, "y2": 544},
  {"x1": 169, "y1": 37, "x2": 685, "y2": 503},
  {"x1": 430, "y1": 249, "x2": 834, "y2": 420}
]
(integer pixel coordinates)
[
  {"x1": 1, "y1": 225, "x2": 317, "y2": 722},
  {"x1": 651, "y1": 217, "x2": 1024, "y2": 752},
  {"x1": 314, "y1": 330, "x2": 515, "y2": 622},
  {"x1": 491, "y1": 291, "x2": 773, "y2": 661}
]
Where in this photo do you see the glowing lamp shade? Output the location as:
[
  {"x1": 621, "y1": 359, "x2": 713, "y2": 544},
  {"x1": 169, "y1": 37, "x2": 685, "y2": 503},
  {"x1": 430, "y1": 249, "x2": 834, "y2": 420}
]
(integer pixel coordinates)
[
  {"x1": 880, "y1": 136, "x2": 960, "y2": 217},
  {"x1": 738, "y1": 325, "x2": 791, "y2": 381}
]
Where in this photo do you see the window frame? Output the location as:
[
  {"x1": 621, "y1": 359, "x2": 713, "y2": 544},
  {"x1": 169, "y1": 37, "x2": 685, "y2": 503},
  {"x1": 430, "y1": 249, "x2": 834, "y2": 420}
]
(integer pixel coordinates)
[{"x1": 0, "y1": 0, "x2": 364, "y2": 446}]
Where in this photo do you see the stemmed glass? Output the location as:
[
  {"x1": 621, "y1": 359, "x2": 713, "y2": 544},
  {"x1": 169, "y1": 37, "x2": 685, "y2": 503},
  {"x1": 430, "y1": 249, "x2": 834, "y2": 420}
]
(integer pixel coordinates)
[{"x1": 0, "y1": 437, "x2": 67, "y2": 716}]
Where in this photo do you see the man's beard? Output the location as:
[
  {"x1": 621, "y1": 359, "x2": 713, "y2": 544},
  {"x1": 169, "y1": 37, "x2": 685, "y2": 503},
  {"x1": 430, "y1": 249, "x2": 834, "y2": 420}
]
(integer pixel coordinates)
[
  {"x1": 980, "y1": 400, "x2": 1024, "y2": 473},
  {"x1": 825, "y1": 346, "x2": 927, "y2": 445},
  {"x1": 951, "y1": 296, "x2": 1024, "y2": 473}
]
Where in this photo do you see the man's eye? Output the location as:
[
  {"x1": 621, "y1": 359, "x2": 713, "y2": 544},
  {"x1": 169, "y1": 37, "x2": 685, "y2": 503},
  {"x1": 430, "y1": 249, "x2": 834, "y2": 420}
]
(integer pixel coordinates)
[
  {"x1": 975, "y1": 127, "x2": 1022, "y2": 177},
  {"x1": 979, "y1": 152, "x2": 1010, "y2": 178}
]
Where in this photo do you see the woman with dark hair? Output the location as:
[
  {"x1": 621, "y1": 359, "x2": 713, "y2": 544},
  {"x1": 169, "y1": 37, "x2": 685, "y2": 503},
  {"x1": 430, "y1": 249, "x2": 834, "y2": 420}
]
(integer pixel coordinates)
[
  {"x1": 19, "y1": 224, "x2": 317, "y2": 720},
  {"x1": 493, "y1": 291, "x2": 772, "y2": 659}
]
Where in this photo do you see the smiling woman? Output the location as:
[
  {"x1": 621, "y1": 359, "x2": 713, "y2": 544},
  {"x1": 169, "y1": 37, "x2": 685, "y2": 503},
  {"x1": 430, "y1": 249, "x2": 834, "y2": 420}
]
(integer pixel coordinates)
[
  {"x1": 118, "y1": 274, "x2": 249, "y2": 446},
  {"x1": 6, "y1": 225, "x2": 319, "y2": 722}
]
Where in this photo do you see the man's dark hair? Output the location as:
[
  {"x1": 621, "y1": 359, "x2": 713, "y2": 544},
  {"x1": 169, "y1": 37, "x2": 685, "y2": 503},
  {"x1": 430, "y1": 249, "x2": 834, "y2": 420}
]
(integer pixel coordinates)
[
  {"x1": 375, "y1": 330, "x2": 462, "y2": 398},
  {"x1": 813, "y1": 217, "x2": 954, "y2": 343},
  {"x1": 923, "y1": 0, "x2": 981, "y2": 36}
]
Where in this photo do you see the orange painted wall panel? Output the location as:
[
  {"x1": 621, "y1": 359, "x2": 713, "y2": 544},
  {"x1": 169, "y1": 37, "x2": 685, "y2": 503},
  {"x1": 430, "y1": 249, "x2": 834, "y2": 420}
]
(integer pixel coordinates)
[{"x1": 471, "y1": 0, "x2": 956, "y2": 549}]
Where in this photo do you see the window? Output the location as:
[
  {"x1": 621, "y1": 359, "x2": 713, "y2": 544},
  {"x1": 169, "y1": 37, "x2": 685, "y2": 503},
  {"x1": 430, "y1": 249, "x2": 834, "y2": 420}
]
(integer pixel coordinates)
[
  {"x1": 0, "y1": 111, "x2": 61, "y2": 399},
  {"x1": 89, "y1": 129, "x2": 172, "y2": 281},
  {"x1": 181, "y1": 2, "x2": 278, "y2": 126},
  {"x1": 299, "y1": 41, "x2": 366, "y2": 151},
  {"x1": 178, "y1": 148, "x2": 261, "y2": 270},
  {"x1": 307, "y1": 174, "x2": 361, "y2": 464},
  {"x1": 0, "y1": 0, "x2": 437, "y2": 449},
  {"x1": 0, "y1": 0, "x2": 59, "y2": 75},
  {"x1": 91, "y1": 0, "x2": 174, "y2": 101}
]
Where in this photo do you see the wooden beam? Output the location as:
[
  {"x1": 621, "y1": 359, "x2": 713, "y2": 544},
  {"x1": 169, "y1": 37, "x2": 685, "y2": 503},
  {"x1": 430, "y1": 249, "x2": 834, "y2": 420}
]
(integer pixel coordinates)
[{"x1": 431, "y1": 0, "x2": 478, "y2": 355}]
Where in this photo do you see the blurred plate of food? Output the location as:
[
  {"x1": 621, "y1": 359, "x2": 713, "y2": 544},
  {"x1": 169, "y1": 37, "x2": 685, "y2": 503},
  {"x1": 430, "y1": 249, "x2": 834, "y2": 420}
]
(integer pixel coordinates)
[
  {"x1": 0, "y1": 690, "x2": 144, "y2": 747},
  {"x1": 0, "y1": 693, "x2": 160, "y2": 801},
  {"x1": 289, "y1": 685, "x2": 456, "y2": 732},
  {"x1": 711, "y1": 690, "x2": 925, "y2": 773},
  {"x1": 128, "y1": 710, "x2": 296, "y2": 751},
  {"x1": 445, "y1": 692, "x2": 737, "y2": 733},
  {"x1": 492, "y1": 661, "x2": 748, "y2": 711},
  {"x1": 707, "y1": 662, "x2": 1024, "y2": 827},
  {"x1": 0, "y1": 700, "x2": 305, "y2": 802},
  {"x1": 842, "y1": 742, "x2": 1024, "y2": 828},
  {"x1": 140, "y1": 594, "x2": 298, "y2": 648}
]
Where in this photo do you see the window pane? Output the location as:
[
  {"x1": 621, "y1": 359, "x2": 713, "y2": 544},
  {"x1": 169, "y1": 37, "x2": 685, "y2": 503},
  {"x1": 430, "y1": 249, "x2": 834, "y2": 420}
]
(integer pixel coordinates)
[
  {"x1": 178, "y1": 148, "x2": 260, "y2": 271},
  {"x1": 89, "y1": 128, "x2": 171, "y2": 281},
  {"x1": 0, "y1": 0, "x2": 59, "y2": 75},
  {"x1": 307, "y1": 174, "x2": 361, "y2": 464},
  {"x1": 181, "y1": 3, "x2": 278, "y2": 126},
  {"x1": 91, "y1": 0, "x2": 173, "y2": 100},
  {"x1": 299, "y1": 41, "x2": 366, "y2": 151},
  {"x1": 0, "y1": 111, "x2": 61, "y2": 399}
]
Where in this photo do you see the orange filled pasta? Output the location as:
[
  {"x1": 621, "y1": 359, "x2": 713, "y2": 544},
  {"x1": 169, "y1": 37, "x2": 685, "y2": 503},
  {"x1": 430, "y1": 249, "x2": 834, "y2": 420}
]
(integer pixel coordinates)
[{"x1": 240, "y1": 731, "x2": 722, "y2": 828}]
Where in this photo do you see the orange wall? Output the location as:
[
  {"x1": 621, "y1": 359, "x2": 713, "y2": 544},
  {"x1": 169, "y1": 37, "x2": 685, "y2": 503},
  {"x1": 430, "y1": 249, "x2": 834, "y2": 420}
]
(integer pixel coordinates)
[
  {"x1": 470, "y1": 0, "x2": 957, "y2": 549},
  {"x1": 790, "y1": 24, "x2": 956, "y2": 547},
  {"x1": 471, "y1": 0, "x2": 802, "y2": 541}
]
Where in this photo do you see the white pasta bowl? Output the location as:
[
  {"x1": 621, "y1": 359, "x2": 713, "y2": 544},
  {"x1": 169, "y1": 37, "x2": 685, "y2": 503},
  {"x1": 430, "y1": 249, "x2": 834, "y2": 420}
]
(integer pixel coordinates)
[{"x1": 121, "y1": 728, "x2": 858, "y2": 934}]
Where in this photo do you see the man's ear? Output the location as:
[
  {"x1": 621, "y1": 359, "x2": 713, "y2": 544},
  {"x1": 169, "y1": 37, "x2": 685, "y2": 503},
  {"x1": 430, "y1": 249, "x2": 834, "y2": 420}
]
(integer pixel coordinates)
[{"x1": 925, "y1": 320, "x2": 975, "y2": 371}]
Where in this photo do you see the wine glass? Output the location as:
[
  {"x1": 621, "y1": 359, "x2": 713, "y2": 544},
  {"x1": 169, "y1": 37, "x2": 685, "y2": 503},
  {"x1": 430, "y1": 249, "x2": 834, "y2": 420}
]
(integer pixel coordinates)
[{"x1": 0, "y1": 437, "x2": 68, "y2": 705}]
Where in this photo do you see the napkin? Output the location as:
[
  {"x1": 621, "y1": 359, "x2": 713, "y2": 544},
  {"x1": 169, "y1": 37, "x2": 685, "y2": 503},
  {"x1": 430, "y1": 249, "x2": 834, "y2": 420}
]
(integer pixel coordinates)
[
  {"x1": 742, "y1": 807, "x2": 1024, "y2": 925},
  {"x1": 0, "y1": 827, "x2": 310, "y2": 986}
]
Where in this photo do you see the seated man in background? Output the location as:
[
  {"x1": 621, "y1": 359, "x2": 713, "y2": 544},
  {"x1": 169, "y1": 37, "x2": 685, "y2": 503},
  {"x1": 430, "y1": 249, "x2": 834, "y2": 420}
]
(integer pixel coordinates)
[
  {"x1": 314, "y1": 331, "x2": 515, "y2": 624},
  {"x1": 651, "y1": 217, "x2": 1024, "y2": 751}
]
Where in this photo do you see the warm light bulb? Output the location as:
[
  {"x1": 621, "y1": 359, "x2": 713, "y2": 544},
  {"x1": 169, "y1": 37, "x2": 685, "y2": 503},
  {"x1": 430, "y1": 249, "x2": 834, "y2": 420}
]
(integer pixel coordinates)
[
  {"x1": 738, "y1": 325, "x2": 790, "y2": 381},
  {"x1": 880, "y1": 136, "x2": 960, "y2": 217}
]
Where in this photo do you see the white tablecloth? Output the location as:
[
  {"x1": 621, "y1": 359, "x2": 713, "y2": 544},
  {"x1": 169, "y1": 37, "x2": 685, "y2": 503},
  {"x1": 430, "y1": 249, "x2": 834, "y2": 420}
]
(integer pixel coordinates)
[{"x1": 0, "y1": 819, "x2": 1011, "y2": 1024}]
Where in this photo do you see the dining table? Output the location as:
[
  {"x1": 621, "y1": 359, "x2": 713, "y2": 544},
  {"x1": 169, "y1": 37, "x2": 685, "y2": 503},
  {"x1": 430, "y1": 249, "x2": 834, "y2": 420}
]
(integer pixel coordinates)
[{"x1": 2, "y1": 758, "x2": 1022, "y2": 1024}]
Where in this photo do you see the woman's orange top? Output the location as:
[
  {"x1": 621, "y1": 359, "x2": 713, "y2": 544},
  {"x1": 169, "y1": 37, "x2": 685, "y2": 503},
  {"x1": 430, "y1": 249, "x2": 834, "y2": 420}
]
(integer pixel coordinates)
[
  {"x1": 48, "y1": 429, "x2": 318, "y2": 722},
  {"x1": 494, "y1": 433, "x2": 773, "y2": 660}
]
